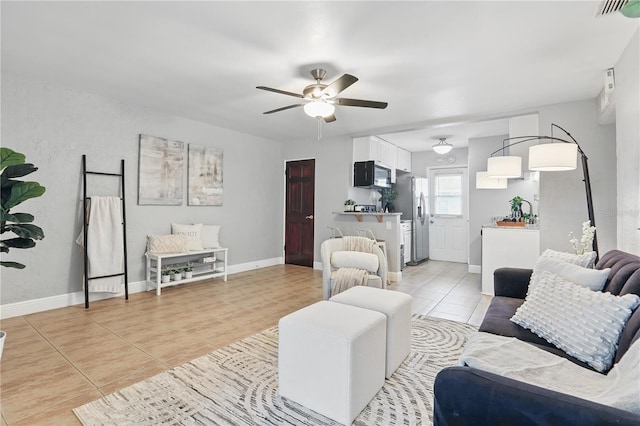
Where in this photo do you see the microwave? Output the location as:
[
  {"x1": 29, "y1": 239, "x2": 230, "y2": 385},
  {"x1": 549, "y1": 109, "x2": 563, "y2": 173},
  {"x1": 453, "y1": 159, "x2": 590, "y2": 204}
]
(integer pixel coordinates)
[{"x1": 353, "y1": 161, "x2": 391, "y2": 188}]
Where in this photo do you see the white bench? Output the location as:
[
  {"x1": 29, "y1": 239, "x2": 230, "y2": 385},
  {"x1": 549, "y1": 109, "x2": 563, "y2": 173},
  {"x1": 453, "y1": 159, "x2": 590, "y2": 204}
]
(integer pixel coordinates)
[{"x1": 145, "y1": 248, "x2": 228, "y2": 295}]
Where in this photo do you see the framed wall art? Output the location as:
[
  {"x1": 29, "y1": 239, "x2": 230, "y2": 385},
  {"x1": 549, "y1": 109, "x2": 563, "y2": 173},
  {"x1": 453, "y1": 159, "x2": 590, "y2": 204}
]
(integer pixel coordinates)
[
  {"x1": 188, "y1": 144, "x2": 223, "y2": 206},
  {"x1": 138, "y1": 134, "x2": 184, "y2": 205}
]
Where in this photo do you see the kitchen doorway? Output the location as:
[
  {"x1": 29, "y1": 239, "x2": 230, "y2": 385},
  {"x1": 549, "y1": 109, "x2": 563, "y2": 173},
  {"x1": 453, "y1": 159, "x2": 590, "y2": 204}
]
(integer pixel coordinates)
[
  {"x1": 428, "y1": 167, "x2": 468, "y2": 263},
  {"x1": 284, "y1": 159, "x2": 315, "y2": 267}
]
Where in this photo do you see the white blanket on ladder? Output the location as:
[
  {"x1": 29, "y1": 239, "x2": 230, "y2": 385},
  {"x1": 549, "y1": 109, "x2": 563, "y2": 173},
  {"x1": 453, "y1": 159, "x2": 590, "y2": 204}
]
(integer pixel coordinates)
[{"x1": 76, "y1": 196, "x2": 124, "y2": 293}]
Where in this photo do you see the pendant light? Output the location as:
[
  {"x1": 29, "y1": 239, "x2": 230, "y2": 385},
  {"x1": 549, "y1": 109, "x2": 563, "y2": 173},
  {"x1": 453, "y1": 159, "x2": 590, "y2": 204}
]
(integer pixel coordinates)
[{"x1": 433, "y1": 137, "x2": 453, "y2": 154}]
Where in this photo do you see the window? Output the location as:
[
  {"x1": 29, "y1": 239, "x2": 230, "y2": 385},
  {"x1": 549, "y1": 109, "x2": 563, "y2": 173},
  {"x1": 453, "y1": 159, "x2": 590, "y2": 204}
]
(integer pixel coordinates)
[{"x1": 433, "y1": 171, "x2": 463, "y2": 216}]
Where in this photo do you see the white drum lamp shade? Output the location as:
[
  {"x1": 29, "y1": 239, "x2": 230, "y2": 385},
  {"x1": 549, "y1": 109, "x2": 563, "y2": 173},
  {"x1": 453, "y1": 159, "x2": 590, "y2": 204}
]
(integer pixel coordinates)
[
  {"x1": 529, "y1": 143, "x2": 578, "y2": 171},
  {"x1": 487, "y1": 156, "x2": 522, "y2": 178},
  {"x1": 476, "y1": 171, "x2": 507, "y2": 189},
  {"x1": 303, "y1": 101, "x2": 335, "y2": 118}
]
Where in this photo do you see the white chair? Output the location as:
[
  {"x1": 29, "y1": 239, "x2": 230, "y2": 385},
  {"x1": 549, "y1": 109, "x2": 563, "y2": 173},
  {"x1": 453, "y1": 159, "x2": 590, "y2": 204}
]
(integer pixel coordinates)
[
  {"x1": 320, "y1": 237, "x2": 388, "y2": 300},
  {"x1": 356, "y1": 228, "x2": 387, "y2": 259}
]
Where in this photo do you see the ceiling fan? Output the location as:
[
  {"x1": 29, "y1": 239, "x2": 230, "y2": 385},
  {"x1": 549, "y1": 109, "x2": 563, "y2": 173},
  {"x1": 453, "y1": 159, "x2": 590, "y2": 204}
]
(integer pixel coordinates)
[{"x1": 256, "y1": 69, "x2": 388, "y2": 123}]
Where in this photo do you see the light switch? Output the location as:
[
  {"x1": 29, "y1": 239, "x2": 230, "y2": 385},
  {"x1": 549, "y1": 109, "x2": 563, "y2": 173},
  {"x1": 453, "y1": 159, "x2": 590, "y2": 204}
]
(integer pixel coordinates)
[{"x1": 386, "y1": 221, "x2": 392, "y2": 230}]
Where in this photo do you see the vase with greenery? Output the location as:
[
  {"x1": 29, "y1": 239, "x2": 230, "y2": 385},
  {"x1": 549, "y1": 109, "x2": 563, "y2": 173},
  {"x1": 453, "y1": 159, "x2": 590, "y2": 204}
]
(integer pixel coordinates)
[
  {"x1": 509, "y1": 196, "x2": 523, "y2": 221},
  {"x1": 161, "y1": 269, "x2": 172, "y2": 283},
  {"x1": 1, "y1": 148, "x2": 46, "y2": 269},
  {"x1": 378, "y1": 188, "x2": 398, "y2": 212}
]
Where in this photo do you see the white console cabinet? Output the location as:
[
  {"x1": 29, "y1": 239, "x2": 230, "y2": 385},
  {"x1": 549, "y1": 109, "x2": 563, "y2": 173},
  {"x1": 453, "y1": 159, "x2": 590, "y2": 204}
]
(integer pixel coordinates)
[
  {"x1": 146, "y1": 248, "x2": 228, "y2": 295},
  {"x1": 481, "y1": 227, "x2": 539, "y2": 295}
]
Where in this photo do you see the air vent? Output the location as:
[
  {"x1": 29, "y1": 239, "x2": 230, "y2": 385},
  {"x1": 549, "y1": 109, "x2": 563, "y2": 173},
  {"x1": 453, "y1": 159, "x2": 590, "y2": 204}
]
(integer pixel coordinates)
[{"x1": 595, "y1": 0, "x2": 628, "y2": 16}]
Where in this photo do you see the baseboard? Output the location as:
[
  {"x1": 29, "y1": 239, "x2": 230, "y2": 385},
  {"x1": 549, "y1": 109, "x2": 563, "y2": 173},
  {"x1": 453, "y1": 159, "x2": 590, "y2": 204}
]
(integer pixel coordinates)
[
  {"x1": 468, "y1": 264, "x2": 481, "y2": 274},
  {"x1": 226, "y1": 257, "x2": 283, "y2": 274},
  {"x1": 1, "y1": 257, "x2": 284, "y2": 320}
]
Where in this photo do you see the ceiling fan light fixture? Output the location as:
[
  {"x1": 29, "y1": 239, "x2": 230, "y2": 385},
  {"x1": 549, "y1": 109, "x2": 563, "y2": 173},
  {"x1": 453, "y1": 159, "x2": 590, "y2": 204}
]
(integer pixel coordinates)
[
  {"x1": 432, "y1": 138, "x2": 453, "y2": 154},
  {"x1": 303, "y1": 100, "x2": 335, "y2": 118}
]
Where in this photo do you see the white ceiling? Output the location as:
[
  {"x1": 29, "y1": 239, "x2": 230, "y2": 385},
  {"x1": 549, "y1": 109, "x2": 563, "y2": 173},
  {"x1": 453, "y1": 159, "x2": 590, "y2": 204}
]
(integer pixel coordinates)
[{"x1": 2, "y1": 1, "x2": 637, "y2": 151}]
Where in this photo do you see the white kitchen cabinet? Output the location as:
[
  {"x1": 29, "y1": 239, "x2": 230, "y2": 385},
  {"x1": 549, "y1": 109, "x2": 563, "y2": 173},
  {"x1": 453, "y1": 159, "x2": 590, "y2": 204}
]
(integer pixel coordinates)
[
  {"x1": 353, "y1": 136, "x2": 397, "y2": 182},
  {"x1": 401, "y1": 221, "x2": 412, "y2": 265},
  {"x1": 396, "y1": 147, "x2": 411, "y2": 173},
  {"x1": 481, "y1": 226, "x2": 539, "y2": 295}
]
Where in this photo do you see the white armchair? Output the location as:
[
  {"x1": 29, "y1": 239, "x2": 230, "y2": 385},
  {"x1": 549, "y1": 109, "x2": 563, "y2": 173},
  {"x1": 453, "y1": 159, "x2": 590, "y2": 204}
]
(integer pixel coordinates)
[{"x1": 320, "y1": 237, "x2": 388, "y2": 300}]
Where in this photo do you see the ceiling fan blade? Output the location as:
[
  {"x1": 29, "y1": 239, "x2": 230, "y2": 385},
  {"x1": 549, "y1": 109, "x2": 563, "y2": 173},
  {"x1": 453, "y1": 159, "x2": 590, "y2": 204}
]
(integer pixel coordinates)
[
  {"x1": 334, "y1": 98, "x2": 388, "y2": 109},
  {"x1": 321, "y1": 74, "x2": 358, "y2": 98},
  {"x1": 256, "y1": 86, "x2": 304, "y2": 98},
  {"x1": 263, "y1": 104, "x2": 304, "y2": 114},
  {"x1": 323, "y1": 114, "x2": 337, "y2": 123}
]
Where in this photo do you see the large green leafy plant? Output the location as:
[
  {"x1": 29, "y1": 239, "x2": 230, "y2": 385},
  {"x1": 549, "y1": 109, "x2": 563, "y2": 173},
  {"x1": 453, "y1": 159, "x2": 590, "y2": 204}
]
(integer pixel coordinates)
[{"x1": 1, "y1": 148, "x2": 46, "y2": 269}]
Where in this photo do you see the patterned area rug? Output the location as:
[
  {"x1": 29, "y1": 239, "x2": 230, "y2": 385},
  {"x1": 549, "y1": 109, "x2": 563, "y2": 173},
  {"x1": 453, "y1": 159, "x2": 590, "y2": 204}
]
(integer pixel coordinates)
[{"x1": 74, "y1": 315, "x2": 477, "y2": 425}]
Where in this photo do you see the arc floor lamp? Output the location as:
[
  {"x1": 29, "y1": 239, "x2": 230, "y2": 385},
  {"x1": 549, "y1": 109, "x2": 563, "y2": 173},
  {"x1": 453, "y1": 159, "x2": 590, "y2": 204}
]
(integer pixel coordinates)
[{"x1": 486, "y1": 123, "x2": 598, "y2": 259}]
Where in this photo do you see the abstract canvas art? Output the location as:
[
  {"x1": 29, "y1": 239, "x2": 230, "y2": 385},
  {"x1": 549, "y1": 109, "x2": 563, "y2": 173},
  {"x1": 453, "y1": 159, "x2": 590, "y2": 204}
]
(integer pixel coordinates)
[
  {"x1": 188, "y1": 144, "x2": 223, "y2": 206},
  {"x1": 138, "y1": 134, "x2": 184, "y2": 205}
]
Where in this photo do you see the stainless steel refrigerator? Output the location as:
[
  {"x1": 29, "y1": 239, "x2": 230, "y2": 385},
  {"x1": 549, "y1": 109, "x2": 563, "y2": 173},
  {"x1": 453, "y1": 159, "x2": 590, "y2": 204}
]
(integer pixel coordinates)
[{"x1": 395, "y1": 176, "x2": 429, "y2": 265}]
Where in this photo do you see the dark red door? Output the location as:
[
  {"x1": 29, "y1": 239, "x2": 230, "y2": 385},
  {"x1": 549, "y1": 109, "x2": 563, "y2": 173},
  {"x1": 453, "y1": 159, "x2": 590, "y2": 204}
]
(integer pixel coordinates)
[{"x1": 285, "y1": 159, "x2": 315, "y2": 267}]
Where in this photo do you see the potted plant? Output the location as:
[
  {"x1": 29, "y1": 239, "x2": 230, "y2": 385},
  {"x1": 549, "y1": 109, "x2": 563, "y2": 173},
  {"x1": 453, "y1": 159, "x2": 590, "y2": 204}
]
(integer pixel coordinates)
[
  {"x1": 172, "y1": 269, "x2": 183, "y2": 281},
  {"x1": 161, "y1": 269, "x2": 172, "y2": 283},
  {"x1": 378, "y1": 188, "x2": 398, "y2": 212},
  {"x1": 1, "y1": 148, "x2": 46, "y2": 269},
  {"x1": 344, "y1": 199, "x2": 356, "y2": 212},
  {"x1": 184, "y1": 263, "x2": 193, "y2": 279},
  {"x1": 1, "y1": 148, "x2": 46, "y2": 360}
]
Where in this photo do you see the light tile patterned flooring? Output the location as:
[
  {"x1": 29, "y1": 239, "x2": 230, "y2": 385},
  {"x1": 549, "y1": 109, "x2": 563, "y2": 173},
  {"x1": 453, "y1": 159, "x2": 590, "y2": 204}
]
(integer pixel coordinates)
[{"x1": 0, "y1": 260, "x2": 488, "y2": 425}]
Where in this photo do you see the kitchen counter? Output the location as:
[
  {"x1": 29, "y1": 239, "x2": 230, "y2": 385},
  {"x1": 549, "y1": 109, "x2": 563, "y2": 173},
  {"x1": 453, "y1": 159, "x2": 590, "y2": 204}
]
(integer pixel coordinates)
[
  {"x1": 333, "y1": 211, "x2": 402, "y2": 223},
  {"x1": 482, "y1": 224, "x2": 539, "y2": 230}
]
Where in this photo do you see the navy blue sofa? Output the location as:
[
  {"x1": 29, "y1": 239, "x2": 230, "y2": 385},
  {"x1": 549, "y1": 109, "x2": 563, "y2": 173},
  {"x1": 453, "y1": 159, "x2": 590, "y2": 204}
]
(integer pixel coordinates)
[{"x1": 433, "y1": 250, "x2": 640, "y2": 426}]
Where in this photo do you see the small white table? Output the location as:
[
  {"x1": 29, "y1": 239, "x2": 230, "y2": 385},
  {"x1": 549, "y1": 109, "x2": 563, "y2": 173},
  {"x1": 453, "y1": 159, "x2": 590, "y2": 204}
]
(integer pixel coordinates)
[{"x1": 145, "y1": 248, "x2": 228, "y2": 295}]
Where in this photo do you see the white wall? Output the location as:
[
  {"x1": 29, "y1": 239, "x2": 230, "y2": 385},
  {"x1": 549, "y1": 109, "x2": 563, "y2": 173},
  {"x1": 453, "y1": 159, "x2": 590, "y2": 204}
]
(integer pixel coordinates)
[
  {"x1": 538, "y1": 100, "x2": 617, "y2": 255},
  {"x1": 615, "y1": 29, "x2": 640, "y2": 255},
  {"x1": 1, "y1": 75, "x2": 285, "y2": 305},
  {"x1": 468, "y1": 134, "x2": 538, "y2": 267}
]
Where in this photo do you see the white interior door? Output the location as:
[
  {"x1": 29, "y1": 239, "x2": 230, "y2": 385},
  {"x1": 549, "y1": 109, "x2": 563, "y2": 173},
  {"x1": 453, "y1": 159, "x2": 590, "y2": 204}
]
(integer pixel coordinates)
[{"x1": 428, "y1": 167, "x2": 468, "y2": 263}]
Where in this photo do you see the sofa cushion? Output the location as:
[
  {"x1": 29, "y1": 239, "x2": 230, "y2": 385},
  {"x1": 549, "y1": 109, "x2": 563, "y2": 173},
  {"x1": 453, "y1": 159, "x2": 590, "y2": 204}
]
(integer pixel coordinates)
[
  {"x1": 540, "y1": 248, "x2": 597, "y2": 268},
  {"x1": 530, "y1": 257, "x2": 610, "y2": 292},
  {"x1": 511, "y1": 271, "x2": 640, "y2": 372},
  {"x1": 147, "y1": 234, "x2": 188, "y2": 254},
  {"x1": 171, "y1": 223, "x2": 204, "y2": 251},
  {"x1": 330, "y1": 251, "x2": 379, "y2": 273},
  {"x1": 201, "y1": 224, "x2": 221, "y2": 249}
]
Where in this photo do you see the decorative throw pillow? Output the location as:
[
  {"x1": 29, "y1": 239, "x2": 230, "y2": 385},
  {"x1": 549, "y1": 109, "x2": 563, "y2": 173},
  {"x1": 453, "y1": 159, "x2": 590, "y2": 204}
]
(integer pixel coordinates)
[
  {"x1": 511, "y1": 270, "x2": 640, "y2": 372},
  {"x1": 331, "y1": 251, "x2": 379, "y2": 273},
  {"x1": 201, "y1": 224, "x2": 221, "y2": 249},
  {"x1": 529, "y1": 257, "x2": 610, "y2": 292},
  {"x1": 539, "y1": 248, "x2": 597, "y2": 268},
  {"x1": 147, "y1": 234, "x2": 188, "y2": 254},
  {"x1": 171, "y1": 223, "x2": 204, "y2": 251}
]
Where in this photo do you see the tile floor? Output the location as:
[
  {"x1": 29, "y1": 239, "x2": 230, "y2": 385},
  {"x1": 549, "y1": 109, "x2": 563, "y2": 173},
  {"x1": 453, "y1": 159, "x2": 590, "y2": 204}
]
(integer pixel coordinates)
[{"x1": 0, "y1": 260, "x2": 489, "y2": 425}]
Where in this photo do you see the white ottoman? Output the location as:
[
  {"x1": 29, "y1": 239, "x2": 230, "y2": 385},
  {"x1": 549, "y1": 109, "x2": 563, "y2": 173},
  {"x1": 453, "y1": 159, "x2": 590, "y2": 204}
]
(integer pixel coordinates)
[
  {"x1": 278, "y1": 301, "x2": 386, "y2": 425},
  {"x1": 330, "y1": 286, "x2": 412, "y2": 378}
]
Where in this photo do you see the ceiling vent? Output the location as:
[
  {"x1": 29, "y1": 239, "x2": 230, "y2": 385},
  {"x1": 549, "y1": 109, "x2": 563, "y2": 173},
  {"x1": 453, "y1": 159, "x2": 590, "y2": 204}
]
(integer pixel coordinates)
[{"x1": 595, "y1": 0, "x2": 629, "y2": 16}]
